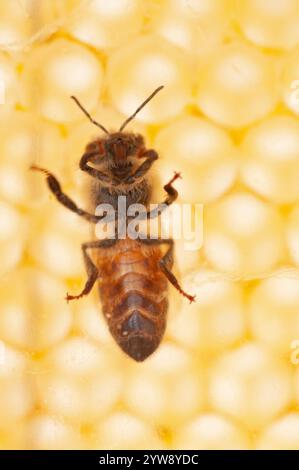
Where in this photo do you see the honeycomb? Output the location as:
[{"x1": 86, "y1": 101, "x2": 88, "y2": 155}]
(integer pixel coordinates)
[{"x1": 0, "y1": 0, "x2": 299, "y2": 450}]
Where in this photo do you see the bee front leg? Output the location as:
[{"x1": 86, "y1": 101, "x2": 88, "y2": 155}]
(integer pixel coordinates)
[{"x1": 124, "y1": 149, "x2": 158, "y2": 185}]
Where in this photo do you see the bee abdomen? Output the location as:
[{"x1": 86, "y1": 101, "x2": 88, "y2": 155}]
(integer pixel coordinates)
[
  {"x1": 122, "y1": 309, "x2": 156, "y2": 335},
  {"x1": 112, "y1": 289, "x2": 166, "y2": 317},
  {"x1": 99, "y1": 251, "x2": 168, "y2": 361}
]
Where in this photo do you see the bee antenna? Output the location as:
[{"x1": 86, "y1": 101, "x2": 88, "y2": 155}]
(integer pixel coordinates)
[
  {"x1": 119, "y1": 85, "x2": 164, "y2": 132},
  {"x1": 70, "y1": 96, "x2": 109, "y2": 134}
]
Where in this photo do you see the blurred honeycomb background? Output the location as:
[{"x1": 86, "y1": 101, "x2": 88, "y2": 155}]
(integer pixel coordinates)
[{"x1": 0, "y1": 0, "x2": 299, "y2": 450}]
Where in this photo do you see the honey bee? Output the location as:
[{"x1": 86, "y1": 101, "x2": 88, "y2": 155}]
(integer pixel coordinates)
[{"x1": 31, "y1": 87, "x2": 195, "y2": 361}]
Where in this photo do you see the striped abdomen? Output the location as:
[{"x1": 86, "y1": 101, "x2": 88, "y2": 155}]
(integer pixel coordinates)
[{"x1": 98, "y1": 238, "x2": 168, "y2": 361}]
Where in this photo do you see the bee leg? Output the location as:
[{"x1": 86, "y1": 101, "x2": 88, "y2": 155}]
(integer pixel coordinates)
[
  {"x1": 124, "y1": 149, "x2": 158, "y2": 184},
  {"x1": 80, "y1": 151, "x2": 120, "y2": 186},
  {"x1": 66, "y1": 239, "x2": 116, "y2": 302},
  {"x1": 30, "y1": 165, "x2": 103, "y2": 223},
  {"x1": 138, "y1": 171, "x2": 181, "y2": 220},
  {"x1": 141, "y1": 238, "x2": 196, "y2": 303}
]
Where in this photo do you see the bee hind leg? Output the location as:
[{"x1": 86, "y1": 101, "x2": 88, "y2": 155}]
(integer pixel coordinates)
[
  {"x1": 66, "y1": 238, "x2": 116, "y2": 302},
  {"x1": 140, "y1": 238, "x2": 196, "y2": 303}
]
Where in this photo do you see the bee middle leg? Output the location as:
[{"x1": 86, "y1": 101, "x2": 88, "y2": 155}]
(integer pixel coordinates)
[
  {"x1": 140, "y1": 238, "x2": 196, "y2": 303},
  {"x1": 137, "y1": 171, "x2": 181, "y2": 220},
  {"x1": 30, "y1": 165, "x2": 103, "y2": 223},
  {"x1": 66, "y1": 238, "x2": 116, "y2": 302}
]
